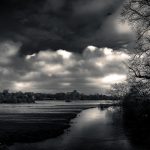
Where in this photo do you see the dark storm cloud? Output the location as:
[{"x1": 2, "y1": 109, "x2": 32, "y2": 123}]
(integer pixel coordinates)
[
  {"x1": 0, "y1": 0, "x2": 134, "y2": 55},
  {"x1": 0, "y1": 1, "x2": 133, "y2": 93}
]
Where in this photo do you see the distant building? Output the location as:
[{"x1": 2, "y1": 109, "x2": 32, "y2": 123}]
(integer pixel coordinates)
[
  {"x1": 67, "y1": 90, "x2": 81, "y2": 100},
  {"x1": 3, "y1": 89, "x2": 9, "y2": 95}
]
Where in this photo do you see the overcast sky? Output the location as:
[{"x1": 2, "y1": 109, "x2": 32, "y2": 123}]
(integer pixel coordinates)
[{"x1": 0, "y1": 0, "x2": 135, "y2": 93}]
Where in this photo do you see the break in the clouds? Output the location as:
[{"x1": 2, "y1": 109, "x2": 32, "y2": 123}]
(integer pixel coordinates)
[
  {"x1": 0, "y1": 41, "x2": 129, "y2": 93},
  {"x1": 0, "y1": 0, "x2": 134, "y2": 55}
]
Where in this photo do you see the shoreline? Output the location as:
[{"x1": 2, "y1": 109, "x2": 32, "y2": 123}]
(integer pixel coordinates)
[
  {"x1": 0, "y1": 101, "x2": 118, "y2": 147},
  {"x1": 0, "y1": 104, "x2": 99, "y2": 145}
]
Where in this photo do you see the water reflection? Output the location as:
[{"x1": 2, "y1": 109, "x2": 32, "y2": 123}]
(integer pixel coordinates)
[{"x1": 9, "y1": 107, "x2": 136, "y2": 150}]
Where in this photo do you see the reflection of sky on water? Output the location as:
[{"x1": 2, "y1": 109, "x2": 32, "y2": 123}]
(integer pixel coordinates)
[{"x1": 10, "y1": 107, "x2": 135, "y2": 150}]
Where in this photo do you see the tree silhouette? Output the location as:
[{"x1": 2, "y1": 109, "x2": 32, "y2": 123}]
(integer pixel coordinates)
[{"x1": 122, "y1": 0, "x2": 150, "y2": 87}]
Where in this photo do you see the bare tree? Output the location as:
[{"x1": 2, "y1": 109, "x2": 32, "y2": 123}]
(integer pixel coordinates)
[
  {"x1": 109, "y1": 83, "x2": 129, "y2": 98},
  {"x1": 122, "y1": 0, "x2": 150, "y2": 44},
  {"x1": 122, "y1": 0, "x2": 150, "y2": 82}
]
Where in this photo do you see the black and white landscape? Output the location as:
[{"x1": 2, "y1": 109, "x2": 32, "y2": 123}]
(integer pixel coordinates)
[{"x1": 0, "y1": 0, "x2": 150, "y2": 150}]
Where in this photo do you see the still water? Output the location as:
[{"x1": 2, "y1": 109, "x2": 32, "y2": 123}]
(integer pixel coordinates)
[{"x1": 9, "y1": 106, "x2": 147, "y2": 150}]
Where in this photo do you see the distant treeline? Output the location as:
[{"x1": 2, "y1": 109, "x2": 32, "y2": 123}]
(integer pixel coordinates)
[
  {"x1": 34, "y1": 90, "x2": 118, "y2": 101},
  {"x1": 0, "y1": 90, "x2": 118, "y2": 103},
  {"x1": 0, "y1": 90, "x2": 35, "y2": 103}
]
